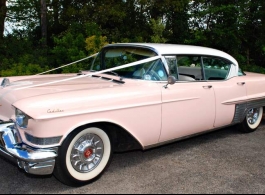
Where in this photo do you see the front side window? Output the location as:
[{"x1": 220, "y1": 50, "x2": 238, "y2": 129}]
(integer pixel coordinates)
[
  {"x1": 203, "y1": 57, "x2": 232, "y2": 80},
  {"x1": 166, "y1": 55, "x2": 203, "y2": 82},
  {"x1": 166, "y1": 56, "x2": 178, "y2": 80},
  {"x1": 90, "y1": 46, "x2": 167, "y2": 81},
  {"x1": 177, "y1": 56, "x2": 203, "y2": 81}
]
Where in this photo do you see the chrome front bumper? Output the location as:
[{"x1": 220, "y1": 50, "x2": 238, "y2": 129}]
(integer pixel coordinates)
[{"x1": 0, "y1": 121, "x2": 58, "y2": 175}]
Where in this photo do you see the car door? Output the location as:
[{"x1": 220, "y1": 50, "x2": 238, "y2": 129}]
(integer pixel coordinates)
[
  {"x1": 159, "y1": 55, "x2": 215, "y2": 143},
  {"x1": 202, "y1": 56, "x2": 247, "y2": 128}
]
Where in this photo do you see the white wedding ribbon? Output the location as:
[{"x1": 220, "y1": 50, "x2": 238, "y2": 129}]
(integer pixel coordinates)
[
  {"x1": 15, "y1": 55, "x2": 161, "y2": 90},
  {"x1": 36, "y1": 53, "x2": 99, "y2": 75}
]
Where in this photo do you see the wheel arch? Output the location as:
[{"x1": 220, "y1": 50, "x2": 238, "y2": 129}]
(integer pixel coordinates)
[{"x1": 61, "y1": 122, "x2": 143, "y2": 152}]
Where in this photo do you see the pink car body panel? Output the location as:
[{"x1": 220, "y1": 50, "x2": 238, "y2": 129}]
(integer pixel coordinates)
[
  {"x1": 0, "y1": 44, "x2": 265, "y2": 151},
  {"x1": 160, "y1": 82, "x2": 215, "y2": 142},
  {"x1": 209, "y1": 77, "x2": 247, "y2": 128},
  {"x1": 1, "y1": 76, "x2": 162, "y2": 148}
]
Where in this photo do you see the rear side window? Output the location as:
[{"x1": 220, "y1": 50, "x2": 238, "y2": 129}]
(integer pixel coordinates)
[
  {"x1": 165, "y1": 55, "x2": 233, "y2": 82},
  {"x1": 202, "y1": 57, "x2": 232, "y2": 80},
  {"x1": 238, "y1": 68, "x2": 246, "y2": 76}
]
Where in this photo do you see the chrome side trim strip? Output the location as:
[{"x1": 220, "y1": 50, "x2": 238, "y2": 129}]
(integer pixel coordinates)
[{"x1": 163, "y1": 97, "x2": 200, "y2": 104}]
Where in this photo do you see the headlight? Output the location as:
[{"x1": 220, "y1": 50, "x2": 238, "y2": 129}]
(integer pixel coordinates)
[{"x1": 15, "y1": 109, "x2": 31, "y2": 129}]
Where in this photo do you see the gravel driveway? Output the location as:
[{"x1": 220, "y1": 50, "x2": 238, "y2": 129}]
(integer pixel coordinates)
[{"x1": 1, "y1": 117, "x2": 265, "y2": 194}]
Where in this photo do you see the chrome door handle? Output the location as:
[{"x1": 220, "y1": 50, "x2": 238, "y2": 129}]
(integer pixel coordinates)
[
  {"x1": 237, "y1": 82, "x2": 246, "y2": 86},
  {"x1": 203, "y1": 85, "x2": 213, "y2": 89}
]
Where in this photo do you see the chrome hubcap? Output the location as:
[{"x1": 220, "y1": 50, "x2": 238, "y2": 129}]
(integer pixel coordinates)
[
  {"x1": 247, "y1": 108, "x2": 260, "y2": 125},
  {"x1": 71, "y1": 134, "x2": 104, "y2": 173}
]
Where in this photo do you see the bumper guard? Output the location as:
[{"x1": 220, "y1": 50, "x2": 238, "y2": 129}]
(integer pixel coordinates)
[{"x1": 0, "y1": 121, "x2": 58, "y2": 175}]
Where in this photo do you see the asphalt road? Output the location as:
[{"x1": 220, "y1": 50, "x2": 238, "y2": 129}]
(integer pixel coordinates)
[{"x1": 1, "y1": 117, "x2": 265, "y2": 194}]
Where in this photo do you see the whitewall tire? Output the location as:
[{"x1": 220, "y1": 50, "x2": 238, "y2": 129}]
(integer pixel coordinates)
[
  {"x1": 54, "y1": 126, "x2": 112, "y2": 186},
  {"x1": 239, "y1": 107, "x2": 263, "y2": 133}
]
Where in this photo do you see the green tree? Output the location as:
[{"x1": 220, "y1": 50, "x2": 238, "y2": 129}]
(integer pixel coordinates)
[
  {"x1": 188, "y1": 0, "x2": 265, "y2": 69},
  {"x1": 0, "y1": 0, "x2": 6, "y2": 39},
  {"x1": 40, "y1": 0, "x2": 47, "y2": 47},
  {"x1": 239, "y1": 0, "x2": 265, "y2": 66},
  {"x1": 150, "y1": 18, "x2": 167, "y2": 43},
  {"x1": 85, "y1": 35, "x2": 109, "y2": 54},
  {"x1": 1, "y1": 0, "x2": 265, "y2": 76}
]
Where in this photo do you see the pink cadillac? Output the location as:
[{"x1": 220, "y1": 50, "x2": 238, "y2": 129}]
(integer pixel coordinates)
[{"x1": 0, "y1": 43, "x2": 265, "y2": 186}]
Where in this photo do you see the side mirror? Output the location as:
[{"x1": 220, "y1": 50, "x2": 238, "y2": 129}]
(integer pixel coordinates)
[
  {"x1": 164, "y1": 76, "x2": 176, "y2": 89},
  {"x1": 168, "y1": 76, "x2": 177, "y2": 85}
]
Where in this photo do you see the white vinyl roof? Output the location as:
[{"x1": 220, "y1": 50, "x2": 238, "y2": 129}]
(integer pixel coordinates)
[{"x1": 106, "y1": 43, "x2": 239, "y2": 66}]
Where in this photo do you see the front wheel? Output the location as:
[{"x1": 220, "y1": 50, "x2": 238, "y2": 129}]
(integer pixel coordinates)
[
  {"x1": 54, "y1": 127, "x2": 112, "y2": 186},
  {"x1": 239, "y1": 107, "x2": 264, "y2": 133}
]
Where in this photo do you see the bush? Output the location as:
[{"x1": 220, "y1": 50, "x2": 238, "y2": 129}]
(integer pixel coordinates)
[
  {"x1": 241, "y1": 64, "x2": 265, "y2": 74},
  {"x1": 1, "y1": 63, "x2": 45, "y2": 77}
]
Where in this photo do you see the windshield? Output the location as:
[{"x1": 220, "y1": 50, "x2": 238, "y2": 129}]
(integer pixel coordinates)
[{"x1": 89, "y1": 46, "x2": 168, "y2": 81}]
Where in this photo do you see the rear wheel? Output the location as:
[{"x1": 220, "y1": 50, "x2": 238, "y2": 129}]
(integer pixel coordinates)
[
  {"x1": 54, "y1": 127, "x2": 112, "y2": 186},
  {"x1": 239, "y1": 107, "x2": 263, "y2": 133}
]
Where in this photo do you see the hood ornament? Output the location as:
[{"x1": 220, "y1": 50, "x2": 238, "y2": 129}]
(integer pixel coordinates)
[{"x1": 1, "y1": 78, "x2": 10, "y2": 88}]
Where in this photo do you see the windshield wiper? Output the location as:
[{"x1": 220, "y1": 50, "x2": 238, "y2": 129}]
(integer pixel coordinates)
[
  {"x1": 79, "y1": 70, "x2": 125, "y2": 81},
  {"x1": 105, "y1": 71, "x2": 125, "y2": 81}
]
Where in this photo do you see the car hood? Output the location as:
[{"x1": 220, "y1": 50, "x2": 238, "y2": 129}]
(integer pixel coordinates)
[{"x1": 0, "y1": 74, "x2": 125, "y2": 120}]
